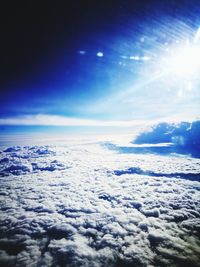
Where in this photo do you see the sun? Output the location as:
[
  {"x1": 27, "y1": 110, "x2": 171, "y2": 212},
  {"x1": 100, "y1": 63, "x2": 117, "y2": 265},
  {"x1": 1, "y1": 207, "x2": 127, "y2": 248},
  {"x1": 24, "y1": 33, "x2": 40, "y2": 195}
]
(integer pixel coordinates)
[
  {"x1": 164, "y1": 28, "x2": 200, "y2": 78},
  {"x1": 167, "y1": 43, "x2": 200, "y2": 77}
]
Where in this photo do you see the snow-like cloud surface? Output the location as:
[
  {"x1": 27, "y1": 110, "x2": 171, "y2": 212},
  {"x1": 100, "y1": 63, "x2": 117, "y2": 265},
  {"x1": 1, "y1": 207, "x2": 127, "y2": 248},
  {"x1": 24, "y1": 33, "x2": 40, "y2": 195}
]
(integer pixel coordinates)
[{"x1": 0, "y1": 140, "x2": 200, "y2": 266}]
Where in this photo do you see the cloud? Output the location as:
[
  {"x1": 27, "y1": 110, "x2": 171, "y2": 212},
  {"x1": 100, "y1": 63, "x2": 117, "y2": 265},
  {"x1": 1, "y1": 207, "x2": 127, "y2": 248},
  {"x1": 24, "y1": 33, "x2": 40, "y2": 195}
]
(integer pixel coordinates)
[
  {"x1": 0, "y1": 146, "x2": 68, "y2": 176},
  {"x1": 133, "y1": 120, "x2": 200, "y2": 157},
  {"x1": 0, "y1": 141, "x2": 200, "y2": 266},
  {"x1": 0, "y1": 114, "x2": 148, "y2": 127},
  {"x1": 1, "y1": 114, "x2": 194, "y2": 128}
]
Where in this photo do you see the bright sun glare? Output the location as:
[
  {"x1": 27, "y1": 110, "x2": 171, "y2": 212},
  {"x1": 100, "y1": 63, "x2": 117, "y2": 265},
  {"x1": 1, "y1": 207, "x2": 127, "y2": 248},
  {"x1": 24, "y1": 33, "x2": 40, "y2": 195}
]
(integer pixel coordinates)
[
  {"x1": 168, "y1": 44, "x2": 200, "y2": 77},
  {"x1": 165, "y1": 28, "x2": 200, "y2": 78}
]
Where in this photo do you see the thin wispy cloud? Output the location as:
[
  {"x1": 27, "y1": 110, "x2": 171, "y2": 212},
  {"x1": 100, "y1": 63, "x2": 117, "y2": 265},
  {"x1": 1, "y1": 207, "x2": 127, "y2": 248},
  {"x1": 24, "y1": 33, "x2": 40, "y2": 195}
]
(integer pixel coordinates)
[
  {"x1": 0, "y1": 114, "x2": 146, "y2": 127},
  {"x1": 0, "y1": 114, "x2": 197, "y2": 128}
]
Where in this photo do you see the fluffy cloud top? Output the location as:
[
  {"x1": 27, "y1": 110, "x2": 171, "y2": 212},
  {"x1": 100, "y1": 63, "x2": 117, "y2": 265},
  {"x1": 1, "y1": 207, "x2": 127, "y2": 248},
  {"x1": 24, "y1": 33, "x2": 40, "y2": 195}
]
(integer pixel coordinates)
[{"x1": 0, "y1": 140, "x2": 200, "y2": 266}]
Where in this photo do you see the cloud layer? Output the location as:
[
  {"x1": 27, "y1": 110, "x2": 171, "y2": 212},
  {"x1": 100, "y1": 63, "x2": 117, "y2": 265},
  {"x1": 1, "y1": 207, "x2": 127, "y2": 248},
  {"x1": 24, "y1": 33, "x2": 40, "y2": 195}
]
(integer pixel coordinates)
[{"x1": 0, "y1": 140, "x2": 200, "y2": 266}]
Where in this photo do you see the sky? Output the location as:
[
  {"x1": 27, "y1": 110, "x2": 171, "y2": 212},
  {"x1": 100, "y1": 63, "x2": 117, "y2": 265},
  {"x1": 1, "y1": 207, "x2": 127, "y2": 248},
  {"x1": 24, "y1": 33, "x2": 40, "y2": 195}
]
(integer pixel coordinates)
[{"x1": 0, "y1": 0, "x2": 200, "y2": 132}]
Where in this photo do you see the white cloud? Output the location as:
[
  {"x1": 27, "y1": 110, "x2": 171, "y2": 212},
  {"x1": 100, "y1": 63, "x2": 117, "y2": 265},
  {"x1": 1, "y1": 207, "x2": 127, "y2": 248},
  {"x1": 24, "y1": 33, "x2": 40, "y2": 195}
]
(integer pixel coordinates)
[
  {"x1": 0, "y1": 139, "x2": 200, "y2": 266},
  {"x1": 0, "y1": 114, "x2": 151, "y2": 127},
  {"x1": 0, "y1": 114, "x2": 196, "y2": 130}
]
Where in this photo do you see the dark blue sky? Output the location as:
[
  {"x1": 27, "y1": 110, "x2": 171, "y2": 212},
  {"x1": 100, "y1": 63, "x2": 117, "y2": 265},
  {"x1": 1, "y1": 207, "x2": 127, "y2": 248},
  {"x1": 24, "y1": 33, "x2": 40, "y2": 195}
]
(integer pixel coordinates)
[{"x1": 0, "y1": 0, "x2": 200, "y2": 128}]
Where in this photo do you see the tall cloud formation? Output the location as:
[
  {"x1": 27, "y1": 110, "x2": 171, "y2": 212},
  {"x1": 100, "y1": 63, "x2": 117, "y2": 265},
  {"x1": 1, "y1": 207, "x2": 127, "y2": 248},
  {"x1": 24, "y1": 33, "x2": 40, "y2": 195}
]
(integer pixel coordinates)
[
  {"x1": 133, "y1": 120, "x2": 200, "y2": 157},
  {"x1": 0, "y1": 140, "x2": 200, "y2": 266}
]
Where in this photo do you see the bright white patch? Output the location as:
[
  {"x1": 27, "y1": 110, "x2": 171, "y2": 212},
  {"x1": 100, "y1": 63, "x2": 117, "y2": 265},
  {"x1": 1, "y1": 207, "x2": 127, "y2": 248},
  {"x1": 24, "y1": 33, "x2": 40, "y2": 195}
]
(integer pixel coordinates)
[
  {"x1": 141, "y1": 56, "x2": 151, "y2": 61},
  {"x1": 130, "y1": 55, "x2": 140, "y2": 60},
  {"x1": 167, "y1": 43, "x2": 200, "y2": 77},
  {"x1": 97, "y1": 51, "x2": 104, "y2": 57},
  {"x1": 130, "y1": 55, "x2": 150, "y2": 61}
]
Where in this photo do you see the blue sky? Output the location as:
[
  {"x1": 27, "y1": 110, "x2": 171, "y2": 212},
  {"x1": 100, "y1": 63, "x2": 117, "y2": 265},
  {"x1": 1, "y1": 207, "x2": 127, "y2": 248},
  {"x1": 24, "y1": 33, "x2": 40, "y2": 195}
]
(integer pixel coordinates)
[{"x1": 0, "y1": 1, "x2": 200, "y2": 132}]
